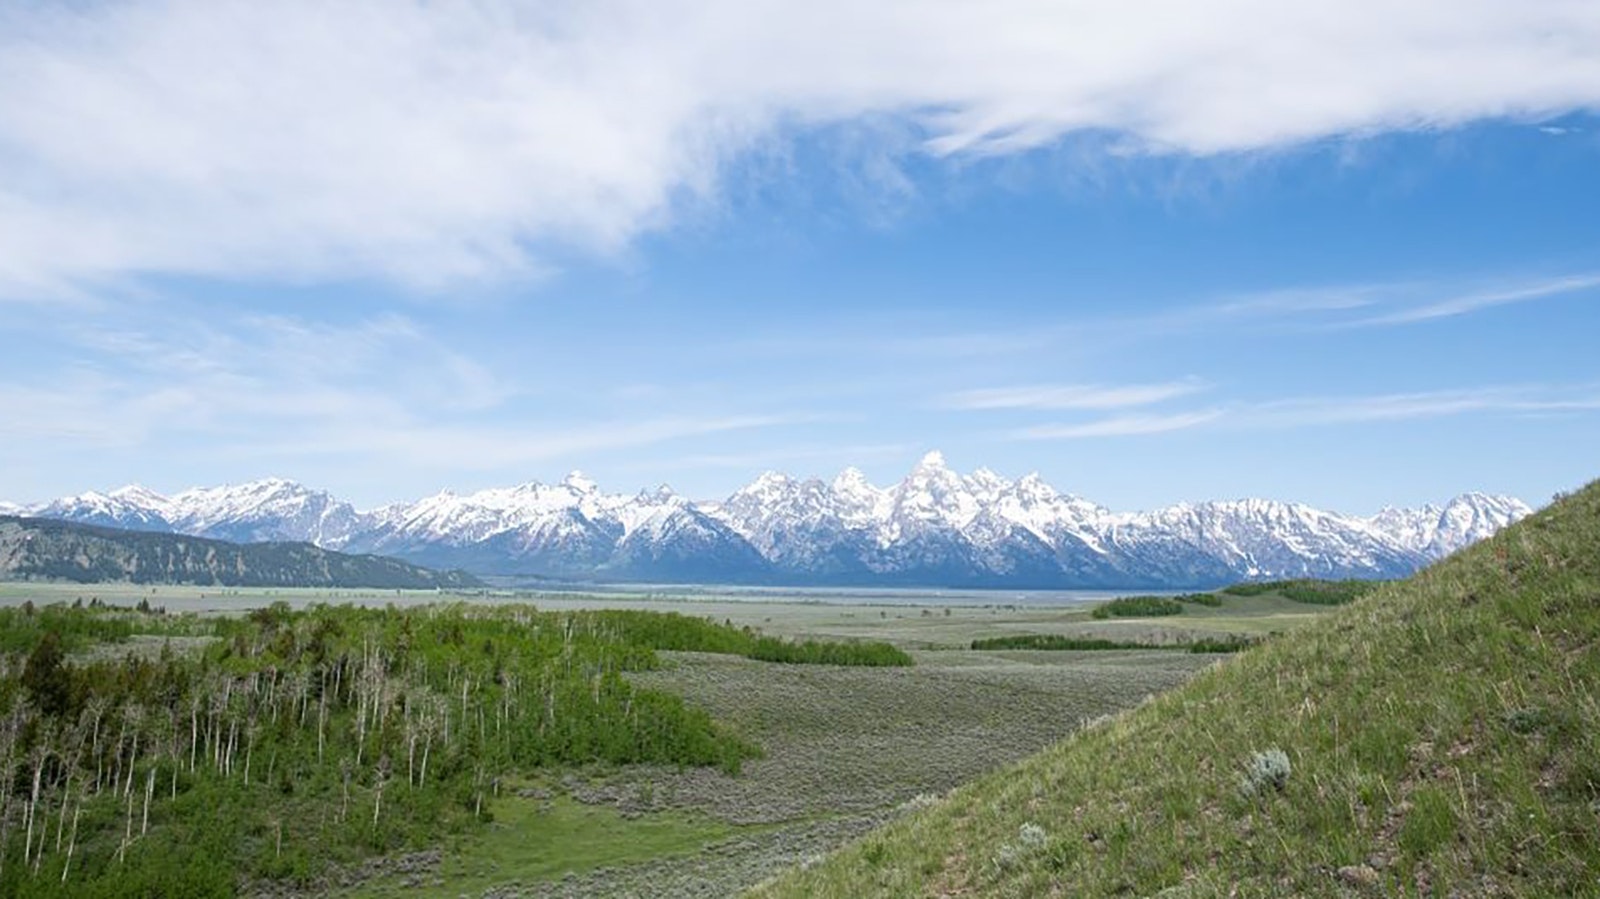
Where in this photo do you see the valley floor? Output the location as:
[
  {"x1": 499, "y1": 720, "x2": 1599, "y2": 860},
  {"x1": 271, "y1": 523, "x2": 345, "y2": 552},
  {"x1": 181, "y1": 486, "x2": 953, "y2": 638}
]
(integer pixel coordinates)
[
  {"x1": 0, "y1": 581, "x2": 1338, "y2": 898},
  {"x1": 328, "y1": 592, "x2": 1333, "y2": 898}
]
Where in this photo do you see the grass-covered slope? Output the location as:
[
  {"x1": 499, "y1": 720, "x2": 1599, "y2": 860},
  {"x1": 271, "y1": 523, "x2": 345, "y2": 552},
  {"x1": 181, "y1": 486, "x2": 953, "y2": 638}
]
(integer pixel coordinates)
[{"x1": 754, "y1": 482, "x2": 1600, "y2": 898}]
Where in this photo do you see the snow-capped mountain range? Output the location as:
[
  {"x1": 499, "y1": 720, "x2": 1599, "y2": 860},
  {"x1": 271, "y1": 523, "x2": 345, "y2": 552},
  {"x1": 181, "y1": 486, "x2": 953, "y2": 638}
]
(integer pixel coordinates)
[{"x1": 5, "y1": 452, "x2": 1533, "y2": 588}]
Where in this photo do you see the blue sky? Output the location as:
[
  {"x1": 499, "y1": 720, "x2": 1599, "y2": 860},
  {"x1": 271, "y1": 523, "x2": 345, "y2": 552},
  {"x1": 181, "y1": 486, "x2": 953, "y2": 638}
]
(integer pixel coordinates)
[{"x1": 1, "y1": 1, "x2": 1598, "y2": 513}]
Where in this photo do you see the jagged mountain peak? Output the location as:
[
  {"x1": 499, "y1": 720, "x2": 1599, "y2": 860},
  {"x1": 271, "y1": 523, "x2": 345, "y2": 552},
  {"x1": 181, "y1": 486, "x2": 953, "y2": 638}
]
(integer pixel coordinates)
[
  {"x1": 108, "y1": 484, "x2": 168, "y2": 504},
  {"x1": 964, "y1": 467, "x2": 1012, "y2": 500},
  {"x1": 1013, "y1": 471, "x2": 1055, "y2": 495},
  {"x1": 640, "y1": 484, "x2": 681, "y2": 504},
  {"x1": 831, "y1": 466, "x2": 877, "y2": 493},
  {"x1": 739, "y1": 471, "x2": 795, "y2": 495}
]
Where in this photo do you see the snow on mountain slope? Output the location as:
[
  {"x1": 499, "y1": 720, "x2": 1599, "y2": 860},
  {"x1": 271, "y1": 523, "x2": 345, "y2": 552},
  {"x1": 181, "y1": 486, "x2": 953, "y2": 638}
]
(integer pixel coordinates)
[
  {"x1": 11, "y1": 457, "x2": 1533, "y2": 587},
  {"x1": 165, "y1": 478, "x2": 364, "y2": 547},
  {"x1": 34, "y1": 488, "x2": 175, "y2": 532},
  {"x1": 1366, "y1": 492, "x2": 1533, "y2": 559}
]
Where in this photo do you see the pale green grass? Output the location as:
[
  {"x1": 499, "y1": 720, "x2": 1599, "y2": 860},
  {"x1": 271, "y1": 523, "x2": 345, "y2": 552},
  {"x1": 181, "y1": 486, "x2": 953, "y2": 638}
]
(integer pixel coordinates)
[{"x1": 347, "y1": 793, "x2": 741, "y2": 899}]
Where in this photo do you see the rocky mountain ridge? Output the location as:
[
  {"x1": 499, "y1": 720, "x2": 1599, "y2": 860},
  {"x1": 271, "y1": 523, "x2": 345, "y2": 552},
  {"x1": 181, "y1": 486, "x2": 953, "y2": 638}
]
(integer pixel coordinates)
[{"x1": 11, "y1": 453, "x2": 1533, "y2": 587}]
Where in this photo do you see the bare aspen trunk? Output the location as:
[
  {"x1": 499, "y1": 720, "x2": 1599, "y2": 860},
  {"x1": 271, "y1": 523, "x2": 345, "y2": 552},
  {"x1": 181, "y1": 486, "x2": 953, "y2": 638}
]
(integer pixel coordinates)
[
  {"x1": 118, "y1": 786, "x2": 133, "y2": 864},
  {"x1": 55, "y1": 771, "x2": 71, "y2": 852},
  {"x1": 91, "y1": 714, "x2": 104, "y2": 792},
  {"x1": 356, "y1": 695, "x2": 367, "y2": 768},
  {"x1": 141, "y1": 767, "x2": 155, "y2": 836},
  {"x1": 26, "y1": 753, "x2": 43, "y2": 867},
  {"x1": 22, "y1": 800, "x2": 33, "y2": 872},
  {"x1": 339, "y1": 762, "x2": 351, "y2": 824},
  {"x1": 60, "y1": 803, "x2": 81, "y2": 884},
  {"x1": 124, "y1": 731, "x2": 140, "y2": 798},
  {"x1": 110, "y1": 723, "x2": 124, "y2": 798}
]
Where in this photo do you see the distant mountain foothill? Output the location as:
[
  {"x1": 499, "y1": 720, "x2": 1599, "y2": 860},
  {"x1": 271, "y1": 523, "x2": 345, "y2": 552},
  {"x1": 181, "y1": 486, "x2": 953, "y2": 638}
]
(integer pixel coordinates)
[{"x1": 0, "y1": 516, "x2": 480, "y2": 589}]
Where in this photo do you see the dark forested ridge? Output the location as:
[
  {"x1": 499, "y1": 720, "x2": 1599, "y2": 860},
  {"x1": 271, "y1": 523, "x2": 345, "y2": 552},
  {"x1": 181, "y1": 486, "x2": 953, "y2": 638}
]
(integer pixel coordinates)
[{"x1": 0, "y1": 516, "x2": 481, "y2": 589}]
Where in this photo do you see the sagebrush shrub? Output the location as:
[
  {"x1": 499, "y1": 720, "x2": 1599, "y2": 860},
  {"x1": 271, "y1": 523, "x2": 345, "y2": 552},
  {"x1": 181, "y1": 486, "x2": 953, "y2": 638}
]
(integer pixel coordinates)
[
  {"x1": 1240, "y1": 748, "x2": 1291, "y2": 796},
  {"x1": 993, "y1": 822, "x2": 1048, "y2": 872}
]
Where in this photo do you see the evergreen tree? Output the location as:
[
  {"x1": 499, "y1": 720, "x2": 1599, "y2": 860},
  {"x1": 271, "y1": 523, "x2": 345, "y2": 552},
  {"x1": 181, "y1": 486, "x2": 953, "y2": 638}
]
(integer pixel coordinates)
[{"x1": 21, "y1": 630, "x2": 71, "y2": 718}]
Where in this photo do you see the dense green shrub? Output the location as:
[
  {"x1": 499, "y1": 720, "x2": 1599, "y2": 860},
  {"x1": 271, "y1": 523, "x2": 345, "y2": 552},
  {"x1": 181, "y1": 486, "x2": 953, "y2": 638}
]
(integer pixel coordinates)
[
  {"x1": 970, "y1": 633, "x2": 1258, "y2": 653},
  {"x1": 1090, "y1": 596, "x2": 1185, "y2": 619},
  {"x1": 748, "y1": 636, "x2": 912, "y2": 666},
  {"x1": 1220, "y1": 578, "x2": 1383, "y2": 605},
  {"x1": 971, "y1": 635, "x2": 1159, "y2": 651}
]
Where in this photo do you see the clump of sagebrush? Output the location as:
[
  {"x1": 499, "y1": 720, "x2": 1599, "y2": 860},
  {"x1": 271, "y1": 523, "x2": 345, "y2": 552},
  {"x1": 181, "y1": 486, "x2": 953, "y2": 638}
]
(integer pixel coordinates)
[
  {"x1": 1240, "y1": 748, "x2": 1292, "y2": 797},
  {"x1": 1091, "y1": 596, "x2": 1186, "y2": 619},
  {"x1": 992, "y1": 822, "x2": 1049, "y2": 871},
  {"x1": 900, "y1": 792, "x2": 943, "y2": 812}
]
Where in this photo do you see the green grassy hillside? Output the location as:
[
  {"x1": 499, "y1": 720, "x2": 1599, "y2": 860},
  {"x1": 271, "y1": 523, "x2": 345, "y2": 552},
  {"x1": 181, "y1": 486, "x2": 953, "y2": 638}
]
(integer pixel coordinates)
[{"x1": 753, "y1": 482, "x2": 1600, "y2": 898}]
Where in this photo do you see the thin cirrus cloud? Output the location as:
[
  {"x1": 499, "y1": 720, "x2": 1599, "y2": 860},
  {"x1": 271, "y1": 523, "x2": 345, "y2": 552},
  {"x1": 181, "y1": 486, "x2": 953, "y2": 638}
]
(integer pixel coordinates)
[
  {"x1": 942, "y1": 379, "x2": 1206, "y2": 410},
  {"x1": 1009, "y1": 384, "x2": 1600, "y2": 440},
  {"x1": 1, "y1": 1, "x2": 1599, "y2": 293},
  {"x1": 1240, "y1": 386, "x2": 1600, "y2": 426},
  {"x1": 1012, "y1": 410, "x2": 1225, "y2": 439},
  {"x1": 1346, "y1": 272, "x2": 1600, "y2": 327},
  {"x1": 226, "y1": 414, "x2": 812, "y2": 472}
]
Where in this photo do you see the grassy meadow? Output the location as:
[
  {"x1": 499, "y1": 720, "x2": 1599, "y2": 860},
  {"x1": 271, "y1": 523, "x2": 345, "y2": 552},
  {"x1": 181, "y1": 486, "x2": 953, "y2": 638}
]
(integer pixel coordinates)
[{"x1": 0, "y1": 577, "x2": 1352, "y2": 897}]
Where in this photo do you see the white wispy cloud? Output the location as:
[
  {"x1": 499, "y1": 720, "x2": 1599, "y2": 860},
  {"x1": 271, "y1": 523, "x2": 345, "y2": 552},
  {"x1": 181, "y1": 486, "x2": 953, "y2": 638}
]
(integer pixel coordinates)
[
  {"x1": 0, "y1": 305, "x2": 817, "y2": 475},
  {"x1": 943, "y1": 379, "x2": 1205, "y2": 411},
  {"x1": 1348, "y1": 273, "x2": 1600, "y2": 327},
  {"x1": 1009, "y1": 384, "x2": 1600, "y2": 440},
  {"x1": 1, "y1": 0, "x2": 1597, "y2": 292},
  {"x1": 1239, "y1": 386, "x2": 1600, "y2": 426},
  {"x1": 228, "y1": 414, "x2": 810, "y2": 471},
  {"x1": 1012, "y1": 410, "x2": 1223, "y2": 439}
]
